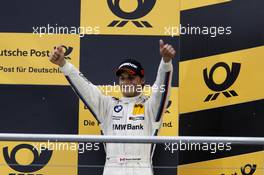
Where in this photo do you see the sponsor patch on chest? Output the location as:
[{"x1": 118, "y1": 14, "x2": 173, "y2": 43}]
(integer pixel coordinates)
[
  {"x1": 113, "y1": 124, "x2": 144, "y2": 130},
  {"x1": 133, "y1": 104, "x2": 144, "y2": 115},
  {"x1": 129, "y1": 116, "x2": 145, "y2": 121}
]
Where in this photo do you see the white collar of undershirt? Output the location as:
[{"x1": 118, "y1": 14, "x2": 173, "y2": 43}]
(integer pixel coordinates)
[{"x1": 121, "y1": 93, "x2": 143, "y2": 102}]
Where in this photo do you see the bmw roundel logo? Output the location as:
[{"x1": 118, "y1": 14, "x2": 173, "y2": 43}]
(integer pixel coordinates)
[{"x1": 114, "y1": 105, "x2": 123, "y2": 113}]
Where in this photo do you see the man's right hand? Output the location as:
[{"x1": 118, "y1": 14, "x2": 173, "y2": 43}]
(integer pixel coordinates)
[{"x1": 49, "y1": 46, "x2": 66, "y2": 67}]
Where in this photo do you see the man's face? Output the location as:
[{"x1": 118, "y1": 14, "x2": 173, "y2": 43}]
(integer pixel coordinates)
[{"x1": 118, "y1": 71, "x2": 144, "y2": 97}]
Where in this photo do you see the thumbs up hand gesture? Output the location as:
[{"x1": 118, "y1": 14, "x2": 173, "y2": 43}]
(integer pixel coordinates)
[
  {"x1": 159, "y1": 39, "x2": 176, "y2": 63},
  {"x1": 49, "y1": 45, "x2": 66, "y2": 67}
]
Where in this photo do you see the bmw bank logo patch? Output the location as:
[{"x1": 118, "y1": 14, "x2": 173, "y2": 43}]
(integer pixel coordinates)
[{"x1": 114, "y1": 105, "x2": 123, "y2": 113}]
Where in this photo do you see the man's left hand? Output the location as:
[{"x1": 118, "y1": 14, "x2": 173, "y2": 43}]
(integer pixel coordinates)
[{"x1": 159, "y1": 39, "x2": 176, "y2": 63}]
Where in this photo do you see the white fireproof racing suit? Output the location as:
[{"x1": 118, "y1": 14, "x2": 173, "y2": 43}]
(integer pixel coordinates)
[{"x1": 60, "y1": 59, "x2": 173, "y2": 175}]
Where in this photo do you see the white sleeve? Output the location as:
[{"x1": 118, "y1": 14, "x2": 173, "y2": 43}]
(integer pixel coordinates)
[
  {"x1": 146, "y1": 59, "x2": 173, "y2": 124},
  {"x1": 60, "y1": 61, "x2": 111, "y2": 124}
]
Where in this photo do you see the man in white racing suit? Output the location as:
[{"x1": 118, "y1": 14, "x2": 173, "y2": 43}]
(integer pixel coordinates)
[{"x1": 49, "y1": 39, "x2": 176, "y2": 175}]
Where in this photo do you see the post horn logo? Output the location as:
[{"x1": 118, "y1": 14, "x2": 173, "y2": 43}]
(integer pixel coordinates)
[
  {"x1": 107, "y1": 0, "x2": 156, "y2": 28},
  {"x1": 203, "y1": 62, "x2": 241, "y2": 102},
  {"x1": 3, "y1": 144, "x2": 53, "y2": 175},
  {"x1": 165, "y1": 100, "x2": 172, "y2": 113},
  {"x1": 54, "y1": 45, "x2": 73, "y2": 60},
  {"x1": 241, "y1": 164, "x2": 257, "y2": 175}
]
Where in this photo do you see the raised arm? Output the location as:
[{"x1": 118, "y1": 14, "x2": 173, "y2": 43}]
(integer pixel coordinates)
[
  {"x1": 147, "y1": 40, "x2": 175, "y2": 124},
  {"x1": 49, "y1": 46, "x2": 111, "y2": 124}
]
